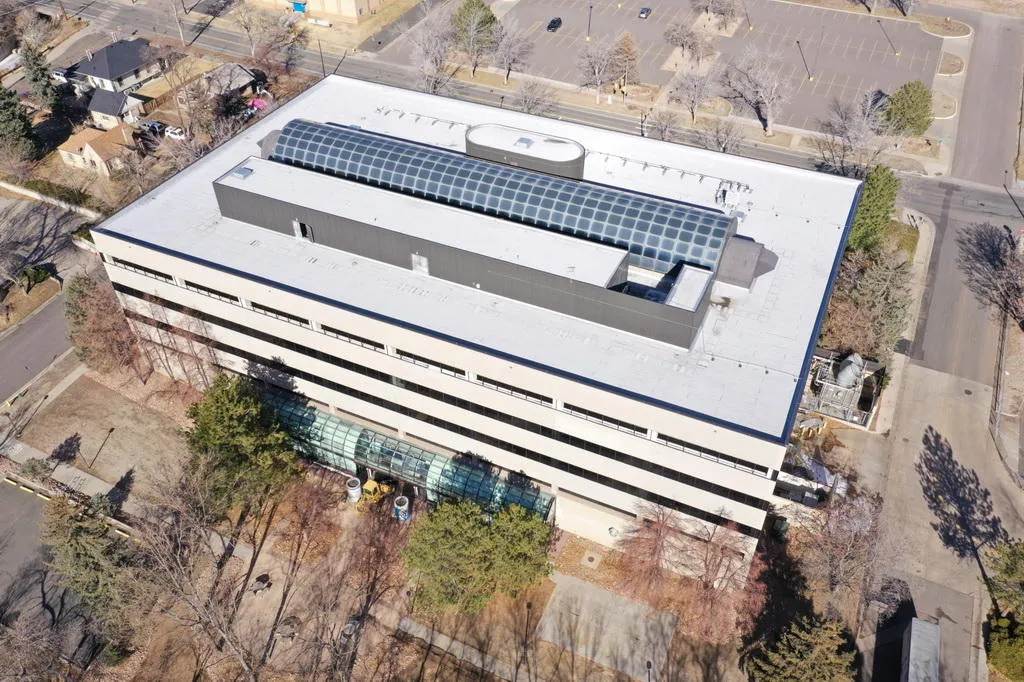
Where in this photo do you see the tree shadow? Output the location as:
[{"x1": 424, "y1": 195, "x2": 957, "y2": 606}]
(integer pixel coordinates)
[
  {"x1": 954, "y1": 222, "x2": 1023, "y2": 326},
  {"x1": 106, "y1": 468, "x2": 135, "y2": 513},
  {"x1": 916, "y1": 425, "x2": 1006, "y2": 608},
  {"x1": 740, "y1": 536, "x2": 815, "y2": 661},
  {"x1": 49, "y1": 433, "x2": 81, "y2": 464}
]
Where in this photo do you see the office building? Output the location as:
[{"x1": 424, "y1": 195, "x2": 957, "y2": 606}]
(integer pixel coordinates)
[{"x1": 94, "y1": 76, "x2": 861, "y2": 553}]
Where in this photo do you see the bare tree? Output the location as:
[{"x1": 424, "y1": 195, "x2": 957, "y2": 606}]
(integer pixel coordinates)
[
  {"x1": 890, "y1": 0, "x2": 918, "y2": 15},
  {"x1": 721, "y1": 48, "x2": 791, "y2": 136},
  {"x1": 15, "y1": 9, "x2": 55, "y2": 46},
  {"x1": 577, "y1": 40, "x2": 615, "y2": 104},
  {"x1": 663, "y1": 22, "x2": 715, "y2": 69},
  {"x1": 674, "y1": 70, "x2": 717, "y2": 123},
  {"x1": 410, "y1": 11, "x2": 456, "y2": 94},
  {"x1": 616, "y1": 503, "x2": 684, "y2": 600},
  {"x1": 956, "y1": 222, "x2": 1024, "y2": 328},
  {"x1": 816, "y1": 92, "x2": 891, "y2": 177},
  {"x1": 678, "y1": 522, "x2": 766, "y2": 643},
  {"x1": 645, "y1": 108, "x2": 680, "y2": 141},
  {"x1": 492, "y1": 21, "x2": 532, "y2": 84},
  {"x1": 692, "y1": 0, "x2": 739, "y2": 29},
  {"x1": 612, "y1": 31, "x2": 640, "y2": 88},
  {"x1": 0, "y1": 617, "x2": 63, "y2": 680},
  {"x1": 116, "y1": 146, "x2": 159, "y2": 200},
  {"x1": 457, "y1": 3, "x2": 495, "y2": 77},
  {"x1": 514, "y1": 78, "x2": 556, "y2": 116},
  {"x1": 795, "y1": 494, "x2": 884, "y2": 607},
  {"x1": 235, "y1": 3, "x2": 272, "y2": 57},
  {"x1": 153, "y1": 0, "x2": 188, "y2": 46},
  {"x1": 65, "y1": 274, "x2": 147, "y2": 381},
  {"x1": 700, "y1": 118, "x2": 744, "y2": 153},
  {"x1": 0, "y1": 137, "x2": 36, "y2": 181}
]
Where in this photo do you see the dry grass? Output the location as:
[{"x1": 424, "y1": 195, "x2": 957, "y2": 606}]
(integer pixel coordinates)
[
  {"x1": 759, "y1": 130, "x2": 795, "y2": 148},
  {"x1": 776, "y1": 0, "x2": 972, "y2": 35},
  {"x1": 916, "y1": 14, "x2": 972, "y2": 37},
  {"x1": 0, "y1": 279, "x2": 60, "y2": 332},
  {"x1": 933, "y1": 92, "x2": 958, "y2": 118},
  {"x1": 886, "y1": 220, "x2": 920, "y2": 258},
  {"x1": 938, "y1": 52, "x2": 965, "y2": 75},
  {"x1": 899, "y1": 135, "x2": 942, "y2": 159}
]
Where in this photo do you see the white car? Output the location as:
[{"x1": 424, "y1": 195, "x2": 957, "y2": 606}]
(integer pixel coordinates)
[{"x1": 164, "y1": 126, "x2": 187, "y2": 141}]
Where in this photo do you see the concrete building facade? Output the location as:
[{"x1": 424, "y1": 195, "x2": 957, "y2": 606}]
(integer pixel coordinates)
[{"x1": 93, "y1": 77, "x2": 861, "y2": 554}]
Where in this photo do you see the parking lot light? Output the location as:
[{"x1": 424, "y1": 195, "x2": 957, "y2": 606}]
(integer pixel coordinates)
[{"x1": 587, "y1": 4, "x2": 593, "y2": 41}]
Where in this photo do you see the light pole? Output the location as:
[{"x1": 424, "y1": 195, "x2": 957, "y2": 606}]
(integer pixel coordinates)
[
  {"x1": 795, "y1": 40, "x2": 813, "y2": 81},
  {"x1": 876, "y1": 19, "x2": 900, "y2": 56},
  {"x1": 646, "y1": 660, "x2": 653, "y2": 682},
  {"x1": 586, "y1": 4, "x2": 594, "y2": 41},
  {"x1": 739, "y1": 0, "x2": 752, "y2": 30}
]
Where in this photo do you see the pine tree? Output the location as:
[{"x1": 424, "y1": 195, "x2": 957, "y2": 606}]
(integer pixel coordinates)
[
  {"x1": 0, "y1": 86, "x2": 35, "y2": 160},
  {"x1": 885, "y1": 80, "x2": 933, "y2": 137},
  {"x1": 848, "y1": 165, "x2": 900, "y2": 251},
  {"x1": 749, "y1": 617, "x2": 856, "y2": 682},
  {"x1": 20, "y1": 42, "x2": 58, "y2": 111},
  {"x1": 42, "y1": 495, "x2": 135, "y2": 640},
  {"x1": 452, "y1": 0, "x2": 496, "y2": 45},
  {"x1": 404, "y1": 500, "x2": 552, "y2": 613},
  {"x1": 989, "y1": 539, "x2": 1024, "y2": 617},
  {"x1": 613, "y1": 31, "x2": 640, "y2": 88}
]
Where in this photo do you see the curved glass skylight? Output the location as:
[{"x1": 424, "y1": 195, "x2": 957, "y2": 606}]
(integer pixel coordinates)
[{"x1": 269, "y1": 119, "x2": 734, "y2": 273}]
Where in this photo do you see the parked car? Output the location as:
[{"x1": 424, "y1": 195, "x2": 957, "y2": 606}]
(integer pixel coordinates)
[
  {"x1": 638, "y1": 7, "x2": 652, "y2": 18},
  {"x1": 546, "y1": 17, "x2": 562, "y2": 32},
  {"x1": 138, "y1": 120, "x2": 166, "y2": 136},
  {"x1": 164, "y1": 126, "x2": 187, "y2": 141}
]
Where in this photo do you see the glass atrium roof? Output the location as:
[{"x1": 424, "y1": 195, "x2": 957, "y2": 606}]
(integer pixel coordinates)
[
  {"x1": 269, "y1": 119, "x2": 735, "y2": 273},
  {"x1": 266, "y1": 392, "x2": 553, "y2": 518}
]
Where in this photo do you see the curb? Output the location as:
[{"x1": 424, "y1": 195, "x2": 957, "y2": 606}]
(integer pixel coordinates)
[
  {"x1": 919, "y1": 20, "x2": 974, "y2": 40},
  {"x1": 933, "y1": 95, "x2": 959, "y2": 120},
  {"x1": 1, "y1": 468, "x2": 137, "y2": 536}
]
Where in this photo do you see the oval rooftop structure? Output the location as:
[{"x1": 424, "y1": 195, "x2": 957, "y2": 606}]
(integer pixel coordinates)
[{"x1": 465, "y1": 124, "x2": 585, "y2": 164}]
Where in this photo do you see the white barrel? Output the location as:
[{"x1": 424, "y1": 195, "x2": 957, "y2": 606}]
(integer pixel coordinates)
[
  {"x1": 394, "y1": 496, "x2": 410, "y2": 522},
  {"x1": 346, "y1": 477, "x2": 362, "y2": 503}
]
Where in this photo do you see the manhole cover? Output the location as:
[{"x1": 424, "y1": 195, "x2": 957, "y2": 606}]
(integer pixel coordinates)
[
  {"x1": 580, "y1": 551, "x2": 603, "y2": 569},
  {"x1": 964, "y1": 389, "x2": 973, "y2": 396}
]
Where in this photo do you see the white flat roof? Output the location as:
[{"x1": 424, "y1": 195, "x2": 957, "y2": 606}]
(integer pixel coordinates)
[
  {"x1": 96, "y1": 76, "x2": 860, "y2": 440},
  {"x1": 466, "y1": 124, "x2": 585, "y2": 162},
  {"x1": 216, "y1": 157, "x2": 627, "y2": 287}
]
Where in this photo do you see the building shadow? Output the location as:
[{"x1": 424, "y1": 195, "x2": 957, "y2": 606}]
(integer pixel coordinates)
[{"x1": 916, "y1": 426, "x2": 1005, "y2": 607}]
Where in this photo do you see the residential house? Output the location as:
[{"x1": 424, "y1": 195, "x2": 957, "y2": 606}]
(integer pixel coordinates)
[
  {"x1": 77, "y1": 38, "x2": 163, "y2": 93},
  {"x1": 88, "y1": 88, "x2": 148, "y2": 129},
  {"x1": 57, "y1": 124, "x2": 134, "y2": 176}
]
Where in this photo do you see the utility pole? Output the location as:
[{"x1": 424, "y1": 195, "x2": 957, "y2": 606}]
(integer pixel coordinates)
[{"x1": 586, "y1": 4, "x2": 593, "y2": 41}]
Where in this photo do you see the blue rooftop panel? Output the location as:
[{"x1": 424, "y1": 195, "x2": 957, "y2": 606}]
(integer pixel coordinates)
[{"x1": 268, "y1": 119, "x2": 734, "y2": 272}]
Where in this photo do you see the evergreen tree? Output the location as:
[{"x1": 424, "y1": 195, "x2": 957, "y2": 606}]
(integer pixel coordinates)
[
  {"x1": 185, "y1": 374, "x2": 299, "y2": 503},
  {"x1": 848, "y1": 165, "x2": 900, "y2": 251},
  {"x1": 20, "y1": 42, "x2": 58, "y2": 111},
  {"x1": 989, "y1": 539, "x2": 1024, "y2": 617},
  {"x1": 42, "y1": 495, "x2": 136, "y2": 641},
  {"x1": 613, "y1": 31, "x2": 640, "y2": 87},
  {"x1": 749, "y1": 617, "x2": 856, "y2": 682},
  {"x1": 452, "y1": 0, "x2": 496, "y2": 44},
  {"x1": 0, "y1": 86, "x2": 35, "y2": 159},
  {"x1": 885, "y1": 80, "x2": 933, "y2": 137},
  {"x1": 405, "y1": 500, "x2": 552, "y2": 613}
]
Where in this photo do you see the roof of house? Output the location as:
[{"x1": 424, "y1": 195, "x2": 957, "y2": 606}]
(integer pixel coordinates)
[
  {"x1": 87, "y1": 89, "x2": 129, "y2": 116},
  {"x1": 203, "y1": 62, "x2": 257, "y2": 95},
  {"x1": 58, "y1": 125, "x2": 133, "y2": 162},
  {"x1": 76, "y1": 38, "x2": 154, "y2": 81},
  {"x1": 58, "y1": 126, "x2": 106, "y2": 154},
  {"x1": 94, "y1": 76, "x2": 861, "y2": 442}
]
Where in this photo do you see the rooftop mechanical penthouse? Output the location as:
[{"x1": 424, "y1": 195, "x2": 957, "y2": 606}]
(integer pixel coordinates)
[{"x1": 94, "y1": 76, "x2": 861, "y2": 552}]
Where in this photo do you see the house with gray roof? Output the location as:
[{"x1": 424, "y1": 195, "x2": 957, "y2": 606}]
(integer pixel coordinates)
[{"x1": 78, "y1": 38, "x2": 163, "y2": 94}]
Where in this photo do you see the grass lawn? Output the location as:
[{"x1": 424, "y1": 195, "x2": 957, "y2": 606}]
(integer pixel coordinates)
[{"x1": 0, "y1": 279, "x2": 60, "y2": 333}]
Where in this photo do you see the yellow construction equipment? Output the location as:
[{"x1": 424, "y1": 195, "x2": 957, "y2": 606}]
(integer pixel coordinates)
[{"x1": 356, "y1": 479, "x2": 393, "y2": 513}]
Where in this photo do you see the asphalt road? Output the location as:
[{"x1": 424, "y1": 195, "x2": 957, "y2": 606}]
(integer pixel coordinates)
[
  {"x1": 923, "y1": 3, "x2": 1024, "y2": 188},
  {"x1": 0, "y1": 296, "x2": 70, "y2": 403},
  {"x1": 900, "y1": 178, "x2": 1024, "y2": 385}
]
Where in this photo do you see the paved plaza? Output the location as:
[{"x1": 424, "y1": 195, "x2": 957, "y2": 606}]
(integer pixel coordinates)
[{"x1": 380, "y1": 0, "x2": 944, "y2": 133}]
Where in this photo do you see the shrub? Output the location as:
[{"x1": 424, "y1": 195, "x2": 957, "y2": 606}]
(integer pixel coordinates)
[
  {"x1": 990, "y1": 617, "x2": 1024, "y2": 681},
  {"x1": 19, "y1": 457, "x2": 54, "y2": 483},
  {"x1": 73, "y1": 224, "x2": 95, "y2": 243}
]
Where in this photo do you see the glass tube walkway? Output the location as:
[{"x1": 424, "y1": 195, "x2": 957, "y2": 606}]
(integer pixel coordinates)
[{"x1": 266, "y1": 392, "x2": 553, "y2": 519}]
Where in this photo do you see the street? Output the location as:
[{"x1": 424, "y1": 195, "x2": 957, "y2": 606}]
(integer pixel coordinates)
[{"x1": 0, "y1": 295, "x2": 70, "y2": 402}]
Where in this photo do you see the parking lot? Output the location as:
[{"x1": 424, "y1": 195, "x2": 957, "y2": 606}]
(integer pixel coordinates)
[{"x1": 424, "y1": 0, "x2": 944, "y2": 132}]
